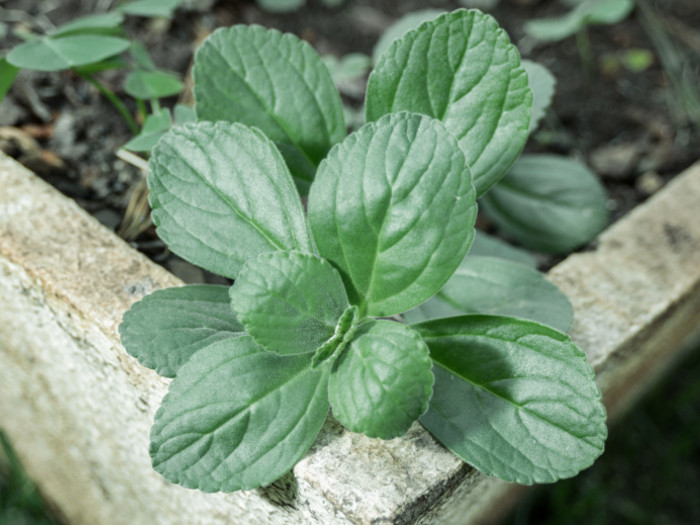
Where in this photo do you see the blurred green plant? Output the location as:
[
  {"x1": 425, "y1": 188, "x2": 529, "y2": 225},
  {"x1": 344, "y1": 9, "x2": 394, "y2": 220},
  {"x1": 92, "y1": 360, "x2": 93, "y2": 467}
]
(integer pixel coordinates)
[
  {"x1": 257, "y1": 0, "x2": 343, "y2": 13},
  {"x1": 524, "y1": 0, "x2": 635, "y2": 73},
  {"x1": 524, "y1": 0, "x2": 634, "y2": 43},
  {"x1": 599, "y1": 48, "x2": 655, "y2": 75},
  {"x1": 2, "y1": 1, "x2": 189, "y2": 149}
]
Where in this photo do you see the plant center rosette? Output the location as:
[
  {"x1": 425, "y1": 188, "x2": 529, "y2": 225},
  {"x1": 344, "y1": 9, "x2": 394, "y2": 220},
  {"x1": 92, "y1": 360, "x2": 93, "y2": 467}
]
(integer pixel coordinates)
[{"x1": 119, "y1": 9, "x2": 607, "y2": 492}]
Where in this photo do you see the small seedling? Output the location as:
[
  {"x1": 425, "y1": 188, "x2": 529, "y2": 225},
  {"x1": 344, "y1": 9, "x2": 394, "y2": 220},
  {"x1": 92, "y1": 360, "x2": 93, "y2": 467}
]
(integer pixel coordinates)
[
  {"x1": 524, "y1": 0, "x2": 634, "y2": 43},
  {"x1": 3, "y1": 1, "x2": 189, "y2": 145},
  {"x1": 524, "y1": 0, "x2": 635, "y2": 73},
  {"x1": 120, "y1": 10, "x2": 607, "y2": 492}
]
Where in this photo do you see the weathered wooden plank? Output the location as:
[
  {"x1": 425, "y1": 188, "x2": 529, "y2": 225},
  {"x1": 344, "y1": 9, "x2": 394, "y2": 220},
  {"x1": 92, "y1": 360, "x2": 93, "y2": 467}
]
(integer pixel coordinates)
[{"x1": 1, "y1": 152, "x2": 699, "y2": 524}]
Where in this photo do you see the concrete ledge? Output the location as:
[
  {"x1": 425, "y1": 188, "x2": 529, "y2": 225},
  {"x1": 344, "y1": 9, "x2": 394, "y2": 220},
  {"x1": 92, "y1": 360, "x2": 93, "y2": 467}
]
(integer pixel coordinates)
[{"x1": 1, "y1": 151, "x2": 699, "y2": 524}]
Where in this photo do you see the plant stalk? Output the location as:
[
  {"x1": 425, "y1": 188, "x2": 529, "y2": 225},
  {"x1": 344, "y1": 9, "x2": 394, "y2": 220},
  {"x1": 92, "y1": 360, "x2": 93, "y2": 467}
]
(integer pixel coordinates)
[{"x1": 80, "y1": 72, "x2": 139, "y2": 135}]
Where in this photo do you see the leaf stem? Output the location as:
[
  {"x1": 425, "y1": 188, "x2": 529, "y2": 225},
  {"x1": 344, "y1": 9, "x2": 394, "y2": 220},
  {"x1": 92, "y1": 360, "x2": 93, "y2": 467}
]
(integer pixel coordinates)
[
  {"x1": 79, "y1": 72, "x2": 139, "y2": 135},
  {"x1": 575, "y1": 27, "x2": 593, "y2": 79}
]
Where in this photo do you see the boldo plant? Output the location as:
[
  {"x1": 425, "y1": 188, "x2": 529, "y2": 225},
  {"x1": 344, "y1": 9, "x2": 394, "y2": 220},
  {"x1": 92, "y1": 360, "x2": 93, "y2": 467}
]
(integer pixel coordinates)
[{"x1": 119, "y1": 9, "x2": 608, "y2": 492}]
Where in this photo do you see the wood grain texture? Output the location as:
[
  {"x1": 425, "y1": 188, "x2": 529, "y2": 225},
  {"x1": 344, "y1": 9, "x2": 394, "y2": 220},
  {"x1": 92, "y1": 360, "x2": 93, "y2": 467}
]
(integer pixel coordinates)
[{"x1": 1, "y1": 152, "x2": 699, "y2": 524}]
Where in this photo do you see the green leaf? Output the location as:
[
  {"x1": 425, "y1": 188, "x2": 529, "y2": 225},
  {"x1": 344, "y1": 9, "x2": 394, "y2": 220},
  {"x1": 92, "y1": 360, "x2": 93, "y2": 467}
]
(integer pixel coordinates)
[
  {"x1": 49, "y1": 12, "x2": 125, "y2": 37},
  {"x1": 119, "y1": 285, "x2": 245, "y2": 378},
  {"x1": 120, "y1": 0, "x2": 185, "y2": 18},
  {"x1": 173, "y1": 104, "x2": 196, "y2": 124},
  {"x1": 522, "y1": 60, "x2": 555, "y2": 133},
  {"x1": 366, "y1": 9, "x2": 532, "y2": 196},
  {"x1": 124, "y1": 106, "x2": 196, "y2": 152},
  {"x1": 148, "y1": 121, "x2": 312, "y2": 279},
  {"x1": 231, "y1": 251, "x2": 350, "y2": 355},
  {"x1": 371, "y1": 9, "x2": 446, "y2": 65},
  {"x1": 584, "y1": 0, "x2": 635, "y2": 25},
  {"x1": 150, "y1": 336, "x2": 329, "y2": 491},
  {"x1": 329, "y1": 320, "x2": 433, "y2": 439},
  {"x1": 7, "y1": 35, "x2": 131, "y2": 72},
  {"x1": 125, "y1": 70, "x2": 184, "y2": 99},
  {"x1": 193, "y1": 25, "x2": 345, "y2": 192},
  {"x1": 404, "y1": 256, "x2": 573, "y2": 333},
  {"x1": 0, "y1": 57, "x2": 19, "y2": 103},
  {"x1": 257, "y1": 0, "x2": 305, "y2": 13},
  {"x1": 480, "y1": 154, "x2": 609, "y2": 253},
  {"x1": 308, "y1": 112, "x2": 477, "y2": 317},
  {"x1": 321, "y1": 53, "x2": 371, "y2": 86},
  {"x1": 469, "y1": 230, "x2": 536, "y2": 268},
  {"x1": 524, "y1": 0, "x2": 634, "y2": 42},
  {"x1": 72, "y1": 57, "x2": 128, "y2": 74},
  {"x1": 122, "y1": 108, "x2": 171, "y2": 152},
  {"x1": 523, "y1": 9, "x2": 582, "y2": 42},
  {"x1": 414, "y1": 315, "x2": 607, "y2": 484},
  {"x1": 130, "y1": 41, "x2": 157, "y2": 70}
]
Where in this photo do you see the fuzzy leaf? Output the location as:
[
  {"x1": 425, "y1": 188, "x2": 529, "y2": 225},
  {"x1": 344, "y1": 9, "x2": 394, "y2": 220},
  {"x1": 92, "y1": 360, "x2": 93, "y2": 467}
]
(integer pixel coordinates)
[
  {"x1": 404, "y1": 256, "x2": 573, "y2": 333},
  {"x1": 329, "y1": 320, "x2": 433, "y2": 439},
  {"x1": 150, "y1": 336, "x2": 329, "y2": 491},
  {"x1": 366, "y1": 9, "x2": 532, "y2": 196},
  {"x1": 231, "y1": 251, "x2": 351, "y2": 355},
  {"x1": 415, "y1": 315, "x2": 607, "y2": 484},
  {"x1": 480, "y1": 154, "x2": 609, "y2": 253},
  {"x1": 119, "y1": 285, "x2": 245, "y2": 377},
  {"x1": 194, "y1": 25, "x2": 345, "y2": 192},
  {"x1": 308, "y1": 112, "x2": 477, "y2": 317},
  {"x1": 148, "y1": 121, "x2": 312, "y2": 279},
  {"x1": 7, "y1": 35, "x2": 130, "y2": 71}
]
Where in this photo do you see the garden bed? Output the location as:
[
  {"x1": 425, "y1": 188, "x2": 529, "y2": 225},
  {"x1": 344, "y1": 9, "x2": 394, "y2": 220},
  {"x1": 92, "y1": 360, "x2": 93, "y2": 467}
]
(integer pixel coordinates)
[
  {"x1": 1, "y1": 153, "x2": 699, "y2": 524},
  {"x1": 1, "y1": 1, "x2": 700, "y2": 523}
]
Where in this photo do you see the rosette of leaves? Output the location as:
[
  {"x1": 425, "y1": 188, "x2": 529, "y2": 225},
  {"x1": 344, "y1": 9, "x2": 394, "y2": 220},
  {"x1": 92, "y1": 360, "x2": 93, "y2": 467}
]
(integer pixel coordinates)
[{"x1": 119, "y1": 10, "x2": 607, "y2": 493}]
